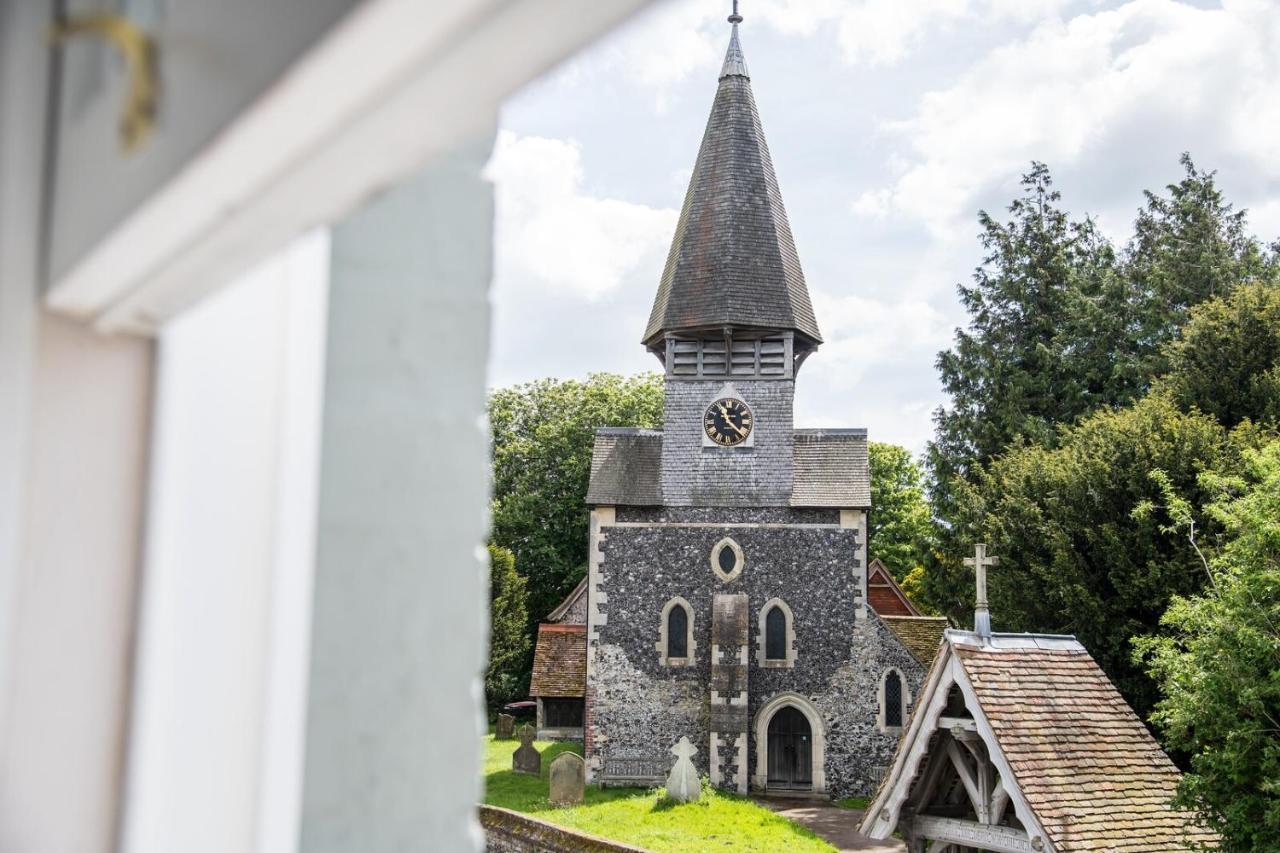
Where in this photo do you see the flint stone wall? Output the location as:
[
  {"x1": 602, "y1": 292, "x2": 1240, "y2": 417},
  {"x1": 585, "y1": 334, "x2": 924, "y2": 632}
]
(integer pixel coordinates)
[{"x1": 588, "y1": 509, "x2": 924, "y2": 797}]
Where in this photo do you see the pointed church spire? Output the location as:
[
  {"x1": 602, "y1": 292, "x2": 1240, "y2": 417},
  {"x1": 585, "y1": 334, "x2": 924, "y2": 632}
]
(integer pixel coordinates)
[
  {"x1": 643, "y1": 7, "x2": 821, "y2": 352},
  {"x1": 721, "y1": 2, "x2": 748, "y2": 79}
]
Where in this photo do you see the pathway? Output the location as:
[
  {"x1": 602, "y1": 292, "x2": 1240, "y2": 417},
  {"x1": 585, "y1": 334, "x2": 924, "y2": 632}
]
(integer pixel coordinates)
[{"x1": 758, "y1": 800, "x2": 905, "y2": 853}]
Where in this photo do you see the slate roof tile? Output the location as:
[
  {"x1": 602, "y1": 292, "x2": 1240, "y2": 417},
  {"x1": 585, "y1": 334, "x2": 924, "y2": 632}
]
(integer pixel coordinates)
[
  {"x1": 790, "y1": 429, "x2": 869, "y2": 508},
  {"x1": 585, "y1": 428, "x2": 870, "y2": 508},
  {"x1": 642, "y1": 26, "x2": 821, "y2": 348}
]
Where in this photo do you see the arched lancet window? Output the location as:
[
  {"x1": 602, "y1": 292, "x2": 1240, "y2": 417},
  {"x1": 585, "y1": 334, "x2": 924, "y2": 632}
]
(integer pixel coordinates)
[
  {"x1": 667, "y1": 604, "x2": 688, "y2": 659},
  {"x1": 765, "y1": 606, "x2": 786, "y2": 661},
  {"x1": 884, "y1": 670, "x2": 904, "y2": 728}
]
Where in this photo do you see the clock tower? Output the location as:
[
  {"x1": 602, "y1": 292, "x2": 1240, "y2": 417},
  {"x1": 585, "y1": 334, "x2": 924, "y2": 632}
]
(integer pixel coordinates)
[
  {"x1": 641, "y1": 20, "x2": 819, "y2": 507},
  {"x1": 575, "y1": 9, "x2": 940, "y2": 801}
]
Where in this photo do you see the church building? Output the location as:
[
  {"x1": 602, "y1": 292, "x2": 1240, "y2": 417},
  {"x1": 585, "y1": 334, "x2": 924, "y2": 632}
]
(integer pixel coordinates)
[{"x1": 574, "y1": 11, "x2": 945, "y2": 798}]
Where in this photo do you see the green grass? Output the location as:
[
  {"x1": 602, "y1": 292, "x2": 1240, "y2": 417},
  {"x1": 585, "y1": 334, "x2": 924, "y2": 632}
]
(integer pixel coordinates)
[
  {"x1": 482, "y1": 733, "x2": 836, "y2": 852},
  {"x1": 834, "y1": 796, "x2": 870, "y2": 811}
]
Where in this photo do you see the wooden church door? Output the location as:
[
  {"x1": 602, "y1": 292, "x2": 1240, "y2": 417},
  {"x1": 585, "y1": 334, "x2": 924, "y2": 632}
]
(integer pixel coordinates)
[{"x1": 766, "y1": 706, "x2": 813, "y2": 789}]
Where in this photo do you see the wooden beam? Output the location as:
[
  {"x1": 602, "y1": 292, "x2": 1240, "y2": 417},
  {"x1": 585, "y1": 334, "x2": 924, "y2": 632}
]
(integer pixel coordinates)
[
  {"x1": 991, "y1": 780, "x2": 1011, "y2": 826},
  {"x1": 945, "y1": 740, "x2": 983, "y2": 820},
  {"x1": 914, "y1": 815, "x2": 1037, "y2": 853}
]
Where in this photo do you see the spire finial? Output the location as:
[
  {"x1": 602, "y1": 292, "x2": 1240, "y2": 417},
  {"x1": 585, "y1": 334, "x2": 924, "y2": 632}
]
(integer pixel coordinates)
[{"x1": 728, "y1": 0, "x2": 742, "y2": 25}]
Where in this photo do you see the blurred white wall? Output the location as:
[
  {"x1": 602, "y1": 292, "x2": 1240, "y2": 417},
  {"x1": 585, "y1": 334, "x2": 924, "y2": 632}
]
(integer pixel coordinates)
[{"x1": 121, "y1": 233, "x2": 329, "y2": 853}]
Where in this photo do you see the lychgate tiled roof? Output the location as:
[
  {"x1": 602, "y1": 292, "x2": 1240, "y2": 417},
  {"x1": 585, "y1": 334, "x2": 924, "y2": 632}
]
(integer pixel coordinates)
[
  {"x1": 880, "y1": 615, "x2": 948, "y2": 666},
  {"x1": 955, "y1": 640, "x2": 1219, "y2": 851},
  {"x1": 641, "y1": 24, "x2": 821, "y2": 348},
  {"x1": 790, "y1": 429, "x2": 869, "y2": 508},
  {"x1": 585, "y1": 428, "x2": 663, "y2": 506},
  {"x1": 529, "y1": 624, "x2": 586, "y2": 699}
]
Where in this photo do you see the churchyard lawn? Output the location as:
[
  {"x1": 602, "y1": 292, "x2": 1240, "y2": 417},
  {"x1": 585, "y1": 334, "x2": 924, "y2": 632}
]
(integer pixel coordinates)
[{"x1": 481, "y1": 733, "x2": 835, "y2": 852}]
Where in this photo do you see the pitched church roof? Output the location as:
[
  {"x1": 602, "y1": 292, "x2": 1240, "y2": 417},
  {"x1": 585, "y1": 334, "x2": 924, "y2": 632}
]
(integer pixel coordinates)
[
  {"x1": 641, "y1": 21, "x2": 822, "y2": 349},
  {"x1": 861, "y1": 630, "x2": 1219, "y2": 851},
  {"x1": 528, "y1": 623, "x2": 586, "y2": 699},
  {"x1": 867, "y1": 558, "x2": 923, "y2": 617},
  {"x1": 880, "y1": 616, "x2": 949, "y2": 666},
  {"x1": 545, "y1": 576, "x2": 588, "y2": 624},
  {"x1": 584, "y1": 427, "x2": 870, "y2": 508}
]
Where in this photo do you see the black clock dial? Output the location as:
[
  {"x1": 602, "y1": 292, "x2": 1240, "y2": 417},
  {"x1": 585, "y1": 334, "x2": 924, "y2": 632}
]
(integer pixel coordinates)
[{"x1": 703, "y1": 397, "x2": 753, "y2": 446}]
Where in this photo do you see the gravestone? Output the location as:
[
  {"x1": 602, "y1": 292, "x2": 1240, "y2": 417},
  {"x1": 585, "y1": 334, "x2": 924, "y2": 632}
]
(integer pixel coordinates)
[
  {"x1": 495, "y1": 713, "x2": 515, "y2": 740},
  {"x1": 512, "y1": 724, "x2": 541, "y2": 776},
  {"x1": 549, "y1": 752, "x2": 585, "y2": 807},
  {"x1": 665, "y1": 736, "x2": 701, "y2": 803}
]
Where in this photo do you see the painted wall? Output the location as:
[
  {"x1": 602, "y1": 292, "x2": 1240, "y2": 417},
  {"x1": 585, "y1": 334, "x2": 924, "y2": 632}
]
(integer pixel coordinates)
[
  {"x1": 299, "y1": 130, "x2": 495, "y2": 852},
  {"x1": 120, "y1": 233, "x2": 329, "y2": 853}
]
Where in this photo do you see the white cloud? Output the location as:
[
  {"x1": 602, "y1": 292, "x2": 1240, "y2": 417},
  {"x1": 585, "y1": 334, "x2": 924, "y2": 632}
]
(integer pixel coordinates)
[
  {"x1": 754, "y1": 0, "x2": 1078, "y2": 66},
  {"x1": 806, "y1": 290, "x2": 953, "y2": 389},
  {"x1": 486, "y1": 131, "x2": 676, "y2": 301},
  {"x1": 855, "y1": 0, "x2": 1280, "y2": 237}
]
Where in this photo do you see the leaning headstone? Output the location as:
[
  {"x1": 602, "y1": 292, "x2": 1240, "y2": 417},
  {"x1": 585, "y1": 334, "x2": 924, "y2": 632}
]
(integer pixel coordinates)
[
  {"x1": 495, "y1": 713, "x2": 515, "y2": 740},
  {"x1": 549, "y1": 752, "x2": 586, "y2": 807},
  {"x1": 665, "y1": 736, "x2": 701, "y2": 803},
  {"x1": 512, "y1": 724, "x2": 541, "y2": 776}
]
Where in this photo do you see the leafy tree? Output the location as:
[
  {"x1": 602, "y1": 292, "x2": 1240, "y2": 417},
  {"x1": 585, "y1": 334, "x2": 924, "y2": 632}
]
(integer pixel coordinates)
[
  {"x1": 868, "y1": 442, "x2": 934, "y2": 579},
  {"x1": 1161, "y1": 281, "x2": 1280, "y2": 429},
  {"x1": 1137, "y1": 442, "x2": 1280, "y2": 850},
  {"x1": 489, "y1": 373, "x2": 663, "y2": 624},
  {"x1": 929, "y1": 394, "x2": 1262, "y2": 718},
  {"x1": 1126, "y1": 154, "x2": 1276, "y2": 379},
  {"x1": 485, "y1": 544, "x2": 530, "y2": 713}
]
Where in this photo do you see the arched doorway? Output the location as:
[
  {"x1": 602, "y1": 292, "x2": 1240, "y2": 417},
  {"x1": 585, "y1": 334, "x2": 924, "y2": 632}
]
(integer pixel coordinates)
[{"x1": 766, "y1": 706, "x2": 813, "y2": 789}]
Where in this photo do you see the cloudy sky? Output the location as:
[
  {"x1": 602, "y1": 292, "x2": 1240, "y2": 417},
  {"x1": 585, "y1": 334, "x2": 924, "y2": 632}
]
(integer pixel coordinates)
[{"x1": 487, "y1": 0, "x2": 1280, "y2": 452}]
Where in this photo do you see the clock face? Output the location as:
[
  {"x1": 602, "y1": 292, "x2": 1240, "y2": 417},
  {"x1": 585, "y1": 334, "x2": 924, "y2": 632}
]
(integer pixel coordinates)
[{"x1": 703, "y1": 397, "x2": 753, "y2": 446}]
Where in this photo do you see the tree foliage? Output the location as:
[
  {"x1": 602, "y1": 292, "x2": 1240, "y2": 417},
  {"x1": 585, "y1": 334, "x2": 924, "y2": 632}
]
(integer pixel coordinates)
[
  {"x1": 1127, "y1": 154, "x2": 1277, "y2": 378},
  {"x1": 486, "y1": 544, "x2": 530, "y2": 713},
  {"x1": 928, "y1": 157, "x2": 1276, "y2": 522},
  {"x1": 489, "y1": 372, "x2": 664, "y2": 623},
  {"x1": 929, "y1": 394, "x2": 1263, "y2": 718},
  {"x1": 928, "y1": 163, "x2": 1130, "y2": 515},
  {"x1": 868, "y1": 442, "x2": 934, "y2": 579},
  {"x1": 1137, "y1": 442, "x2": 1280, "y2": 851},
  {"x1": 1161, "y1": 281, "x2": 1280, "y2": 429}
]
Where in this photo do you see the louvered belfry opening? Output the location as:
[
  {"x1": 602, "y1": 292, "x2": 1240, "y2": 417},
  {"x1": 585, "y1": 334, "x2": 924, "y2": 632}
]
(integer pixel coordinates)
[{"x1": 665, "y1": 330, "x2": 804, "y2": 379}]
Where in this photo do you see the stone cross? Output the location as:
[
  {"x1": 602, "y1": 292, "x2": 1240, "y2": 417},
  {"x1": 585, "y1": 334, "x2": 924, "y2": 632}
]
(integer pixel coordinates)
[
  {"x1": 665, "y1": 736, "x2": 701, "y2": 803},
  {"x1": 512, "y1": 724, "x2": 541, "y2": 776},
  {"x1": 549, "y1": 752, "x2": 585, "y2": 807},
  {"x1": 963, "y1": 543, "x2": 1000, "y2": 640}
]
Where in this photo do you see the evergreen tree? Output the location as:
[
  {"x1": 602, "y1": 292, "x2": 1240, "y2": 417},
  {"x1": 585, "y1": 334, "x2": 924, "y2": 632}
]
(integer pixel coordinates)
[
  {"x1": 929, "y1": 394, "x2": 1262, "y2": 719},
  {"x1": 1125, "y1": 154, "x2": 1276, "y2": 380},
  {"x1": 485, "y1": 544, "x2": 530, "y2": 713},
  {"x1": 927, "y1": 163, "x2": 1126, "y2": 519},
  {"x1": 1161, "y1": 281, "x2": 1280, "y2": 429}
]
